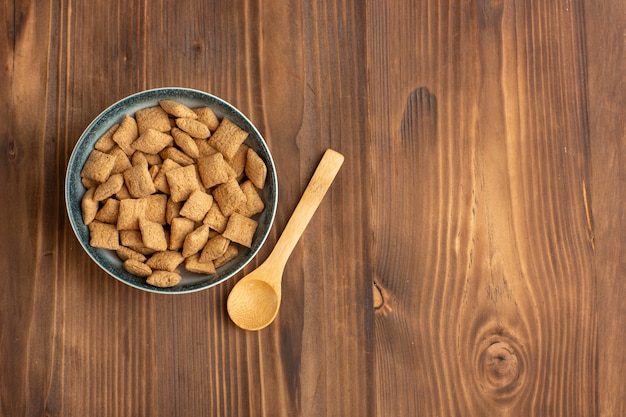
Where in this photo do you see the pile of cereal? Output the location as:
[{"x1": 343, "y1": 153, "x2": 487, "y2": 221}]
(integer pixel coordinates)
[{"x1": 79, "y1": 99, "x2": 267, "y2": 288}]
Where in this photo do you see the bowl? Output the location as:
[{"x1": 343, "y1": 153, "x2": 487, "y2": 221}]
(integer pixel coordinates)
[{"x1": 65, "y1": 87, "x2": 278, "y2": 294}]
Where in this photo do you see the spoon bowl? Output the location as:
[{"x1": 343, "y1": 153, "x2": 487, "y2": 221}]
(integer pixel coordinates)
[
  {"x1": 227, "y1": 277, "x2": 280, "y2": 331},
  {"x1": 227, "y1": 149, "x2": 344, "y2": 330}
]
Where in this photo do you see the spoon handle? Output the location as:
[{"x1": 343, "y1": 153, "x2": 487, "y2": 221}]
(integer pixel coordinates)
[{"x1": 269, "y1": 149, "x2": 344, "y2": 270}]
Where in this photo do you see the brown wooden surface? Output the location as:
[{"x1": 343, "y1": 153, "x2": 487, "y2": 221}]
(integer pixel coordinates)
[{"x1": 1, "y1": 0, "x2": 624, "y2": 415}]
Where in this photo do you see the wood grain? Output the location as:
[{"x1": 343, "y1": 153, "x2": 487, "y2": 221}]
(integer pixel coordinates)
[
  {"x1": 2, "y1": 0, "x2": 372, "y2": 416},
  {"x1": 583, "y1": 0, "x2": 626, "y2": 416},
  {"x1": 367, "y1": 0, "x2": 609, "y2": 415},
  {"x1": 0, "y1": 0, "x2": 624, "y2": 415}
]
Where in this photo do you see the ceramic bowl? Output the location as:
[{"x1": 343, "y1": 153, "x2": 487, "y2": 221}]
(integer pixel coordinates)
[{"x1": 65, "y1": 87, "x2": 278, "y2": 293}]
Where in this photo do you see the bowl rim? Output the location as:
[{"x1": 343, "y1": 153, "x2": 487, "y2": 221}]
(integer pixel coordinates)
[{"x1": 65, "y1": 87, "x2": 278, "y2": 294}]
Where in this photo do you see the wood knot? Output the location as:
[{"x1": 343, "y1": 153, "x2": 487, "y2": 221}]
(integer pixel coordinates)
[
  {"x1": 401, "y1": 87, "x2": 437, "y2": 147},
  {"x1": 372, "y1": 280, "x2": 393, "y2": 316},
  {"x1": 192, "y1": 38, "x2": 204, "y2": 54},
  {"x1": 7, "y1": 140, "x2": 17, "y2": 161},
  {"x1": 372, "y1": 282, "x2": 384, "y2": 309},
  {"x1": 474, "y1": 332, "x2": 525, "y2": 406},
  {"x1": 484, "y1": 341, "x2": 519, "y2": 387}
]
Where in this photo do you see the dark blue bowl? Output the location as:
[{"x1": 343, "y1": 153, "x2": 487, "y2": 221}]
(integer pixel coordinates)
[{"x1": 65, "y1": 88, "x2": 278, "y2": 293}]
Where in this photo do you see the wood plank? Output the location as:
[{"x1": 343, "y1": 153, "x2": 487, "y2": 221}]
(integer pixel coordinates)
[
  {"x1": 583, "y1": 0, "x2": 626, "y2": 415},
  {"x1": 0, "y1": 0, "x2": 62, "y2": 414},
  {"x1": 253, "y1": 1, "x2": 373, "y2": 415},
  {"x1": 367, "y1": 1, "x2": 597, "y2": 415},
  {"x1": 1, "y1": 0, "x2": 372, "y2": 415}
]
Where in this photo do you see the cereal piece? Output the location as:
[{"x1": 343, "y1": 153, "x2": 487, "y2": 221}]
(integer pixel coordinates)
[
  {"x1": 118, "y1": 237, "x2": 154, "y2": 255},
  {"x1": 81, "y1": 187, "x2": 99, "y2": 225},
  {"x1": 203, "y1": 203, "x2": 228, "y2": 233},
  {"x1": 116, "y1": 183, "x2": 132, "y2": 200},
  {"x1": 132, "y1": 246, "x2": 157, "y2": 256},
  {"x1": 165, "y1": 165, "x2": 202, "y2": 203},
  {"x1": 145, "y1": 194, "x2": 167, "y2": 224},
  {"x1": 132, "y1": 151, "x2": 149, "y2": 168},
  {"x1": 222, "y1": 212, "x2": 258, "y2": 248},
  {"x1": 163, "y1": 228, "x2": 171, "y2": 248},
  {"x1": 108, "y1": 146, "x2": 133, "y2": 175},
  {"x1": 212, "y1": 179, "x2": 247, "y2": 216},
  {"x1": 112, "y1": 115, "x2": 139, "y2": 155},
  {"x1": 172, "y1": 127, "x2": 200, "y2": 159},
  {"x1": 193, "y1": 107, "x2": 220, "y2": 131},
  {"x1": 139, "y1": 218, "x2": 168, "y2": 251},
  {"x1": 120, "y1": 230, "x2": 144, "y2": 248},
  {"x1": 236, "y1": 180, "x2": 265, "y2": 217},
  {"x1": 197, "y1": 152, "x2": 236, "y2": 189},
  {"x1": 195, "y1": 139, "x2": 218, "y2": 157},
  {"x1": 146, "y1": 250, "x2": 184, "y2": 272},
  {"x1": 179, "y1": 190, "x2": 213, "y2": 222},
  {"x1": 153, "y1": 158, "x2": 182, "y2": 194},
  {"x1": 208, "y1": 117, "x2": 249, "y2": 161},
  {"x1": 184, "y1": 254, "x2": 216, "y2": 275},
  {"x1": 245, "y1": 148, "x2": 267, "y2": 189},
  {"x1": 94, "y1": 124, "x2": 119, "y2": 152},
  {"x1": 182, "y1": 224, "x2": 211, "y2": 258},
  {"x1": 199, "y1": 234, "x2": 230, "y2": 262},
  {"x1": 116, "y1": 246, "x2": 147, "y2": 262},
  {"x1": 169, "y1": 217, "x2": 196, "y2": 250},
  {"x1": 123, "y1": 164, "x2": 156, "y2": 198},
  {"x1": 117, "y1": 198, "x2": 147, "y2": 230},
  {"x1": 95, "y1": 198, "x2": 120, "y2": 224},
  {"x1": 135, "y1": 106, "x2": 171, "y2": 134},
  {"x1": 133, "y1": 129, "x2": 174, "y2": 154},
  {"x1": 149, "y1": 164, "x2": 160, "y2": 181},
  {"x1": 166, "y1": 198, "x2": 183, "y2": 224},
  {"x1": 81, "y1": 177, "x2": 100, "y2": 189},
  {"x1": 194, "y1": 165, "x2": 204, "y2": 188},
  {"x1": 123, "y1": 259, "x2": 152, "y2": 277},
  {"x1": 159, "y1": 100, "x2": 198, "y2": 119},
  {"x1": 229, "y1": 143, "x2": 249, "y2": 180},
  {"x1": 159, "y1": 147, "x2": 195, "y2": 166},
  {"x1": 88, "y1": 221, "x2": 120, "y2": 250},
  {"x1": 213, "y1": 244, "x2": 239, "y2": 268},
  {"x1": 144, "y1": 153, "x2": 163, "y2": 166},
  {"x1": 94, "y1": 173, "x2": 124, "y2": 201},
  {"x1": 81, "y1": 150, "x2": 116, "y2": 183},
  {"x1": 146, "y1": 270, "x2": 181, "y2": 288},
  {"x1": 175, "y1": 117, "x2": 211, "y2": 139}
]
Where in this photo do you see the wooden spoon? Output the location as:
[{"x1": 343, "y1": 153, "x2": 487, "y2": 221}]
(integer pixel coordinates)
[{"x1": 227, "y1": 149, "x2": 345, "y2": 330}]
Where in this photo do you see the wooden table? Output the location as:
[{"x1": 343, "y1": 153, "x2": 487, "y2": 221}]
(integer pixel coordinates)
[{"x1": 2, "y1": 0, "x2": 624, "y2": 415}]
